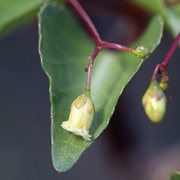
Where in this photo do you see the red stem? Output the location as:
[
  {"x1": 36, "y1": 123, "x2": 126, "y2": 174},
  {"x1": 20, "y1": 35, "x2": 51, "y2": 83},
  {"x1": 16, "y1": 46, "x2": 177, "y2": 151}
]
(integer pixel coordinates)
[
  {"x1": 86, "y1": 46, "x2": 102, "y2": 90},
  {"x1": 68, "y1": 0, "x2": 135, "y2": 90},
  {"x1": 100, "y1": 41, "x2": 134, "y2": 52},
  {"x1": 152, "y1": 32, "x2": 180, "y2": 79},
  {"x1": 152, "y1": 64, "x2": 163, "y2": 79},
  {"x1": 163, "y1": 33, "x2": 180, "y2": 65},
  {"x1": 68, "y1": 0, "x2": 133, "y2": 52},
  {"x1": 69, "y1": 0, "x2": 101, "y2": 45}
]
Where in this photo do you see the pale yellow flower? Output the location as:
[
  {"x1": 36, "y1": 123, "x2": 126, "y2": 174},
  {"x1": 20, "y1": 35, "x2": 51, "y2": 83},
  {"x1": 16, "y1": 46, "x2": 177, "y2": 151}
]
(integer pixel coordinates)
[{"x1": 61, "y1": 90, "x2": 94, "y2": 141}]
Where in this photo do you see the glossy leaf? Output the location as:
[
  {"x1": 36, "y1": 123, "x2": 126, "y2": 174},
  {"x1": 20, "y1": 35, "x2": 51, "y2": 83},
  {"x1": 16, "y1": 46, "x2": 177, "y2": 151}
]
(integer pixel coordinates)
[
  {"x1": 0, "y1": 0, "x2": 66, "y2": 37},
  {"x1": 131, "y1": 0, "x2": 180, "y2": 36},
  {"x1": 169, "y1": 172, "x2": 180, "y2": 180},
  {"x1": 39, "y1": 3, "x2": 163, "y2": 172}
]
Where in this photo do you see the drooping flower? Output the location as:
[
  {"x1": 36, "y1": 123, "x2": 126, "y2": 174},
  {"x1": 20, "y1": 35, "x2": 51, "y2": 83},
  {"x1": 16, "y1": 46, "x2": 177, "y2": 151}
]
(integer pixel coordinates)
[
  {"x1": 142, "y1": 79, "x2": 166, "y2": 123},
  {"x1": 61, "y1": 90, "x2": 94, "y2": 141}
]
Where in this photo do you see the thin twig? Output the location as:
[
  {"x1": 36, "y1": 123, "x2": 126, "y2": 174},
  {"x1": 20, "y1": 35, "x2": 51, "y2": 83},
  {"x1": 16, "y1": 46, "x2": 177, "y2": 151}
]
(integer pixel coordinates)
[
  {"x1": 100, "y1": 41, "x2": 134, "y2": 52},
  {"x1": 152, "y1": 33, "x2": 180, "y2": 79},
  {"x1": 86, "y1": 46, "x2": 102, "y2": 90},
  {"x1": 69, "y1": 0, "x2": 140, "y2": 90},
  {"x1": 69, "y1": 0, "x2": 101, "y2": 45}
]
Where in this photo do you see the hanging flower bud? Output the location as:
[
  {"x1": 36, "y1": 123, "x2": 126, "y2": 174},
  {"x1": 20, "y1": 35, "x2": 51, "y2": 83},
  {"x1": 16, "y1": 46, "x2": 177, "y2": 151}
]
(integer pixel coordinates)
[
  {"x1": 61, "y1": 90, "x2": 94, "y2": 141},
  {"x1": 142, "y1": 79, "x2": 166, "y2": 123},
  {"x1": 159, "y1": 81, "x2": 168, "y2": 90},
  {"x1": 132, "y1": 46, "x2": 149, "y2": 59},
  {"x1": 159, "y1": 75, "x2": 169, "y2": 90}
]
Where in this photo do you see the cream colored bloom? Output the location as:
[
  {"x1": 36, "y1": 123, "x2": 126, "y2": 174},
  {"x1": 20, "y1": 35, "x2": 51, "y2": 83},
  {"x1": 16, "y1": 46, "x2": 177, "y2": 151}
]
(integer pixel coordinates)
[
  {"x1": 142, "y1": 79, "x2": 166, "y2": 123},
  {"x1": 61, "y1": 90, "x2": 94, "y2": 141}
]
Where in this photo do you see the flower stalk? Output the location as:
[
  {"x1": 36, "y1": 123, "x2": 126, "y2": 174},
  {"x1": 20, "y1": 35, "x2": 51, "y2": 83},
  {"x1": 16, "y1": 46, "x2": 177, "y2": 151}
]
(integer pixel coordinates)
[
  {"x1": 68, "y1": 0, "x2": 134, "y2": 52},
  {"x1": 152, "y1": 33, "x2": 180, "y2": 80},
  {"x1": 142, "y1": 32, "x2": 180, "y2": 122},
  {"x1": 69, "y1": 0, "x2": 149, "y2": 90}
]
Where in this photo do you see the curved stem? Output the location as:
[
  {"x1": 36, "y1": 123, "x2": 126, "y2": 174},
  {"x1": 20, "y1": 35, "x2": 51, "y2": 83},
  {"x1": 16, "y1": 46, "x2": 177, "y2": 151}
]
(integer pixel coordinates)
[
  {"x1": 69, "y1": 0, "x2": 101, "y2": 44},
  {"x1": 86, "y1": 46, "x2": 102, "y2": 90},
  {"x1": 163, "y1": 33, "x2": 180, "y2": 65},
  {"x1": 152, "y1": 33, "x2": 180, "y2": 80},
  {"x1": 100, "y1": 41, "x2": 134, "y2": 52},
  {"x1": 68, "y1": 0, "x2": 137, "y2": 90},
  {"x1": 68, "y1": 0, "x2": 134, "y2": 52}
]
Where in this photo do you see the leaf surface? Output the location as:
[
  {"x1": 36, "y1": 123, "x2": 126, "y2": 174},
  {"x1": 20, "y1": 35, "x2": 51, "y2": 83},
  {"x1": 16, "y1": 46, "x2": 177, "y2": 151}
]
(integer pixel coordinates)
[
  {"x1": 0, "y1": 0, "x2": 66, "y2": 36},
  {"x1": 39, "y1": 3, "x2": 163, "y2": 172},
  {"x1": 169, "y1": 172, "x2": 180, "y2": 180},
  {"x1": 169, "y1": 4, "x2": 180, "y2": 20},
  {"x1": 131, "y1": 0, "x2": 180, "y2": 36}
]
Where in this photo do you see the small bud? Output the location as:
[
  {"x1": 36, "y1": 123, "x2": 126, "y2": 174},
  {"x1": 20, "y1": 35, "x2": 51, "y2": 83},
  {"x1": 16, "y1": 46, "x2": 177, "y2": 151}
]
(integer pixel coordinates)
[
  {"x1": 132, "y1": 46, "x2": 149, "y2": 59},
  {"x1": 142, "y1": 79, "x2": 166, "y2": 123},
  {"x1": 159, "y1": 76, "x2": 169, "y2": 90},
  {"x1": 159, "y1": 81, "x2": 168, "y2": 90},
  {"x1": 61, "y1": 90, "x2": 94, "y2": 141}
]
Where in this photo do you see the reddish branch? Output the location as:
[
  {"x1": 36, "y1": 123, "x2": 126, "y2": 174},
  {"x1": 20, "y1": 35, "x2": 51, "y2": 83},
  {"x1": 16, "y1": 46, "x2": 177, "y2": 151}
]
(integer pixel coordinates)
[
  {"x1": 69, "y1": 0, "x2": 134, "y2": 89},
  {"x1": 152, "y1": 33, "x2": 180, "y2": 79},
  {"x1": 69, "y1": 0, "x2": 101, "y2": 45},
  {"x1": 69, "y1": 0, "x2": 133, "y2": 52},
  {"x1": 69, "y1": 0, "x2": 180, "y2": 91}
]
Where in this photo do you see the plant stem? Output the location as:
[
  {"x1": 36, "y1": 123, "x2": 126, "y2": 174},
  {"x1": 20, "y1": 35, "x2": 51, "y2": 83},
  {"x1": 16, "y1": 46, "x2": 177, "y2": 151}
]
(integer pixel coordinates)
[
  {"x1": 152, "y1": 32, "x2": 180, "y2": 79},
  {"x1": 68, "y1": 0, "x2": 134, "y2": 90},
  {"x1": 69, "y1": 0, "x2": 134, "y2": 51},
  {"x1": 163, "y1": 33, "x2": 180, "y2": 65},
  {"x1": 100, "y1": 41, "x2": 134, "y2": 52},
  {"x1": 69, "y1": 0, "x2": 101, "y2": 44},
  {"x1": 86, "y1": 46, "x2": 102, "y2": 90}
]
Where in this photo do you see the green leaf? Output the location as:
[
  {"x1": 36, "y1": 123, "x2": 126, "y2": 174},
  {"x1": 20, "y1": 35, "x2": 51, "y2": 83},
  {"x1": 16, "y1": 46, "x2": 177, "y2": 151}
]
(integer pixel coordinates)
[
  {"x1": 39, "y1": 3, "x2": 163, "y2": 172},
  {"x1": 0, "y1": 0, "x2": 43, "y2": 36},
  {"x1": 131, "y1": 0, "x2": 180, "y2": 36},
  {"x1": 0, "y1": 0, "x2": 66, "y2": 37},
  {"x1": 169, "y1": 4, "x2": 180, "y2": 20},
  {"x1": 169, "y1": 172, "x2": 180, "y2": 180}
]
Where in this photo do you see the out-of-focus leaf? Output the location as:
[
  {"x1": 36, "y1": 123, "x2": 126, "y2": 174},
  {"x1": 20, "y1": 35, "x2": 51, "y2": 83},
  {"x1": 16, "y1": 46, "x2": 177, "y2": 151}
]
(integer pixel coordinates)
[
  {"x1": 169, "y1": 4, "x2": 180, "y2": 19},
  {"x1": 169, "y1": 172, "x2": 180, "y2": 180},
  {"x1": 0, "y1": 0, "x2": 66, "y2": 37},
  {"x1": 131, "y1": 0, "x2": 180, "y2": 36},
  {"x1": 39, "y1": 3, "x2": 163, "y2": 172}
]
